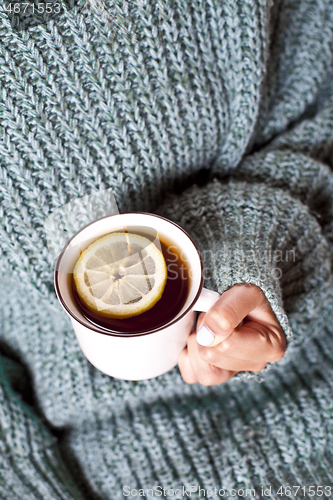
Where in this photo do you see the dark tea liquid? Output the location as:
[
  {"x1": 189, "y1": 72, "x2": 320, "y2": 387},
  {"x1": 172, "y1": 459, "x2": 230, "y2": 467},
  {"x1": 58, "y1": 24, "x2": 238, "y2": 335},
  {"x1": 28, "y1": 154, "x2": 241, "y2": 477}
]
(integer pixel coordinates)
[{"x1": 72, "y1": 230, "x2": 190, "y2": 334}]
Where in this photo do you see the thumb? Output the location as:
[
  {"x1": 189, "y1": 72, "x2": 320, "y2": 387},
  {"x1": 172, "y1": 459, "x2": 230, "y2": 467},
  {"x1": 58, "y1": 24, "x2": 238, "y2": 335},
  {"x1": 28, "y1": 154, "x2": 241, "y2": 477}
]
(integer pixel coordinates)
[{"x1": 196, "y1": 284, "x2": 265, "y2": 347}]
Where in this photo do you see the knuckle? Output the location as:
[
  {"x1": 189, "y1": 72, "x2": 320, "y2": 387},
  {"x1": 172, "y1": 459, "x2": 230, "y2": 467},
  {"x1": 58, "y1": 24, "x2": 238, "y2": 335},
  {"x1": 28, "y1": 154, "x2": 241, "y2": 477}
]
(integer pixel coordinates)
[
  {"x1": 218, "y1": 339, "x2": 232, "y2": 352},
  {"x1": 179, "y1": 366, "x2": 197, "y2": 384},
  {"x1": 199, "y1": 346, "x2": 216, "y2": 363},
  {"x1": 210, "y1": 303, "x2": 237, "y2": 332},
  {"x1": 269, "y1": 336, "x2": 287, "y2": 362},
  {"x1": 183, "y1": 374, "x2": 197, "y2": 384},
  {"x1": 271, "y1": 344, "x2": 286, "y2": 362},
  {"x1": 178, "y1": 349, "x2": 197, "y2": 384},
  {"x1": 197, "y1": 370, "x2": 217, "y2": 387}
]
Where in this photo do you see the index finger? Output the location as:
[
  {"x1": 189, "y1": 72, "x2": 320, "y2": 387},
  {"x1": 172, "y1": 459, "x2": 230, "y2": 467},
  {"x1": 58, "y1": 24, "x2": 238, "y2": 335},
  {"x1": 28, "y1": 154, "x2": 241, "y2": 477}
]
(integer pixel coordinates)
[
  {"x1": 197, "y1": 284, "x2": 266, "y2": 347},
  {"x1": 198, "y1": 320, "x2": 286, "y2": 365}
]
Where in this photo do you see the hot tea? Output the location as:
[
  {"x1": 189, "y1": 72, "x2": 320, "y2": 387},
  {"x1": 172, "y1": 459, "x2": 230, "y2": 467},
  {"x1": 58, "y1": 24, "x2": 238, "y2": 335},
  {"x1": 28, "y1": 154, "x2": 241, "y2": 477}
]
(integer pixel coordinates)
[{"x1": 72, "y1": 228, "x2": 190, "y2": 334}]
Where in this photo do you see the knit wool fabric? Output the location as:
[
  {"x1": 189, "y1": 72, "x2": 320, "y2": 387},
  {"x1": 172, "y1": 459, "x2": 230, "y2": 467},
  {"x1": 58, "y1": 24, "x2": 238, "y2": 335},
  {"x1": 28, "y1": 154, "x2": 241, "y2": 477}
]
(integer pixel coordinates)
[{"x1": 1, "y1": 0, "x2": 333, "y2": 498}]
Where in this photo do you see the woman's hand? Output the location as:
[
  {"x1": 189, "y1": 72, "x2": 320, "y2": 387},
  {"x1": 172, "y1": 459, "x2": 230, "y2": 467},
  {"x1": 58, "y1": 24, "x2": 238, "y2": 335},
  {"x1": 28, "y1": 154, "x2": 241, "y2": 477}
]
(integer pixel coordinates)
[{"x1": 178, "y1": 284, "x2": 287, "y2": 386}]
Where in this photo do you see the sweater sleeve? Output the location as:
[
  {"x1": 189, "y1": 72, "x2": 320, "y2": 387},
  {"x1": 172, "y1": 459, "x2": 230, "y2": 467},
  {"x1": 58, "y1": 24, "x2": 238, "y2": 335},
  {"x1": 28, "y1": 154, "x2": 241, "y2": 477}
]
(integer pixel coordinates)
[
  {"x1": 155, "y1": 24, "x2": 333, "y2": 364},
  {"x1": 156, "y1": 146, "x2": 333, "y2": 365}
]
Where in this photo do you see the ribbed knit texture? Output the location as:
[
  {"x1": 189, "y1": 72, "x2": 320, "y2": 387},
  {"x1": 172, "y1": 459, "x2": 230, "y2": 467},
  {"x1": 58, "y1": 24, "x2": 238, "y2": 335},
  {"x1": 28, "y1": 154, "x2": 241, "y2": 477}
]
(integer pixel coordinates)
[{"x1": 1, "y1": 0, "x2": 333, "y2": 498}]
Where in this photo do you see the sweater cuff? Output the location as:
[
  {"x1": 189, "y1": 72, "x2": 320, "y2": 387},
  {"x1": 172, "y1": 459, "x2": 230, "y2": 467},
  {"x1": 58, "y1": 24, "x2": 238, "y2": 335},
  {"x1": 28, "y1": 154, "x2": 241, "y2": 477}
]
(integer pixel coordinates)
[
  {"x1": 156, "y1": 179, "x2": 332, "y2": 350},
  {"x1": 201, "y1": 223, "x2": 293, "y2": 344}
]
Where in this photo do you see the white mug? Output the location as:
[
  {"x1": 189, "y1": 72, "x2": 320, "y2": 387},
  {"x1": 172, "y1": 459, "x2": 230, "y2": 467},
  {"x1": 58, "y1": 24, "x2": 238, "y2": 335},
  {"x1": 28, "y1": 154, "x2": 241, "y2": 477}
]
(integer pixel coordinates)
[{"x1": 54, "y1": 213, "x2": 220, "y2": 381}]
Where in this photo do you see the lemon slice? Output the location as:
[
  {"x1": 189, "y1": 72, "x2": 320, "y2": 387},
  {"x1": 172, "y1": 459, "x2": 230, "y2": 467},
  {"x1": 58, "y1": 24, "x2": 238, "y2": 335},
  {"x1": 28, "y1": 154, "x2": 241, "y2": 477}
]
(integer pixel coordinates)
[{"x1": 73, "y1": 232, "x2": 167, "y2": 319}]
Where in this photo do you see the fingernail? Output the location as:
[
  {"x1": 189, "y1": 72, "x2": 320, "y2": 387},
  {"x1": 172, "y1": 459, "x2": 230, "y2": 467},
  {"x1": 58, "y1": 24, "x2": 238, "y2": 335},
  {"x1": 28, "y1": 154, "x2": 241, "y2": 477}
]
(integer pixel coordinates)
[{"x1": 196, "y1": 325, "x2": 215, "y2": 346}]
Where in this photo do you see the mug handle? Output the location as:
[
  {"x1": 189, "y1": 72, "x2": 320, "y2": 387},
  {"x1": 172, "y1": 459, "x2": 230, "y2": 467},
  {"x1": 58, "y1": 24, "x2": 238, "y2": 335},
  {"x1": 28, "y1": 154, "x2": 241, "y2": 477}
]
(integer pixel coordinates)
[{"x1": 193, "y1": 287, "x2": 220, "y2": 313}]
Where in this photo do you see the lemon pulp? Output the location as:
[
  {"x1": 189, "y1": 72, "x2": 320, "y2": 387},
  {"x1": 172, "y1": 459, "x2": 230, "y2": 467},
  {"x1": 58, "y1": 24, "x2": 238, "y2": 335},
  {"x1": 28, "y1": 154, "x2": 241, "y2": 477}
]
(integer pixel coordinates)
[{"x1": 73, "y1": 232, "x2": 167, "y2": 319}]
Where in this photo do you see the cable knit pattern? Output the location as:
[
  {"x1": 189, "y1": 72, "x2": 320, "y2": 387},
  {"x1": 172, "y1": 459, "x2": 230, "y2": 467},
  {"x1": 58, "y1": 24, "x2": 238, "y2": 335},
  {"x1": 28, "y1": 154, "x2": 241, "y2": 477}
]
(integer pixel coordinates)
[{"x1": 1, "y1": 0, "x2": 333, "y2": 498}]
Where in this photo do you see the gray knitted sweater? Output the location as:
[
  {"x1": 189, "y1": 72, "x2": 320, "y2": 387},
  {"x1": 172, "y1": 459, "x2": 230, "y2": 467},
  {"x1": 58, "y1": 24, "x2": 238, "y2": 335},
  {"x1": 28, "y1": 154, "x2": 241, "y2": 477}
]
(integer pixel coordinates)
[{"x1": 1, "y1": 0, "x2": 333, "y2": 498}]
